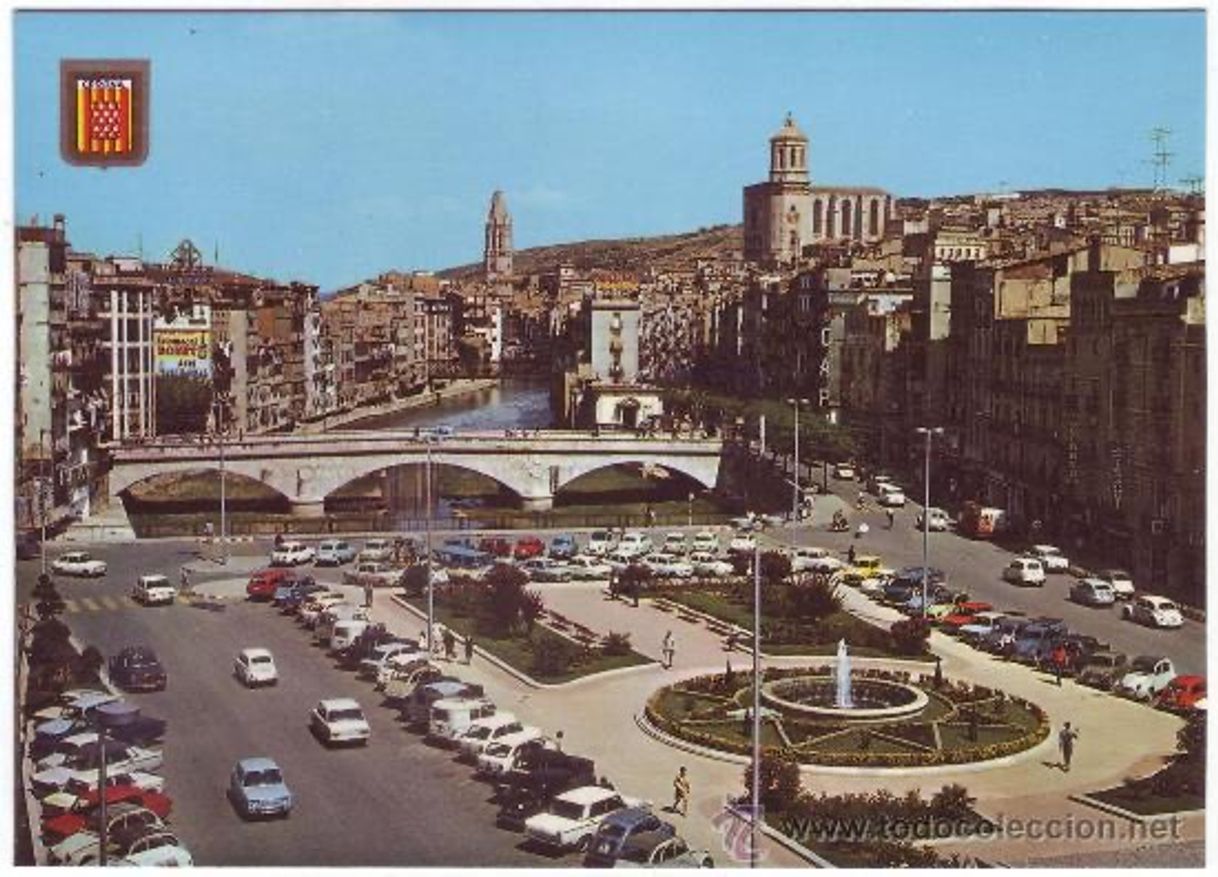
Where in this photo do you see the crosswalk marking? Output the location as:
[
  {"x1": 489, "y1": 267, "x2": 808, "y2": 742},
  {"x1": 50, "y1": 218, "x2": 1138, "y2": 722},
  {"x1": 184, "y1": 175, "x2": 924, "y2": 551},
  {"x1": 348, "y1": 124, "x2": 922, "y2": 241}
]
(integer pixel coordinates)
[{"x1": 79, "y1": 597, "x2": 103, "y2": 612}]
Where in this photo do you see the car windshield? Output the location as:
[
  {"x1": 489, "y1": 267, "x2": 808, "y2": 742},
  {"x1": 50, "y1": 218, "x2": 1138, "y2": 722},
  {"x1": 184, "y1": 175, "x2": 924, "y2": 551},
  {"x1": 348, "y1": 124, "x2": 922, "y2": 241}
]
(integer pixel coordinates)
[
  {"x1": 466, "y1": 726, "x2": 491, "y2": 739},
  {"x1": 1090, "y1": 655, "x2": 1118, "y2": 667},
  {"x1": 485, "y1": 742, "x2": 512, "y2": 758},
  {"x1": 244, "y1": 768, "x2": 283, "y2": 786},
  {"x1": 250, "y1": 655, "x2": 273, "y2": 665},
  {"x1": 591, "y1": 531, "x2": 609, "y2": 541},
  {"x1": 329, "y1": 708, "x2": 365, "y2": 722},
  {"x1": 598, "y1": 823, "x2": 627, "y2": 841},
  {"x1": 1158, "y1": 601, "x2": 1179, "y2": 612},
  {"x1": 550, "y1": 800, "x2": 585, "y2": 820},
  {"x1": 1131, "y1": 657, "x2": 1159, "y2": 672}
]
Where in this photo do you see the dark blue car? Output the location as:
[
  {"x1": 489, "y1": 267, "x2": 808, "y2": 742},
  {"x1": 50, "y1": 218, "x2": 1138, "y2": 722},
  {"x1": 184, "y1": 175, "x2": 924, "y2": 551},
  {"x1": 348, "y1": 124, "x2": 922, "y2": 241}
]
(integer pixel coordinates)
[
  {"x1": 583, "y1": 806, "x2": 674, "y2": 867},
  {"x1": 549, "y1": 534, "x2": 578, "y2": 560}
]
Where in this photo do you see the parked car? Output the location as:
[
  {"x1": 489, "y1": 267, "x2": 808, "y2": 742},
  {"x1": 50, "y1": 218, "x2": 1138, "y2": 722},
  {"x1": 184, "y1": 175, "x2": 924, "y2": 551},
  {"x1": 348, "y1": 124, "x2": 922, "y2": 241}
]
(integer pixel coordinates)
[
  {"x1": 979, "y1": 616, "x2": 1032, "y2": 656},
  {"x1": 228, "y1": 756, "x2": 293, "y2": 819},
  {"x1": 131, "y1": 575, "x2": 175, "y2": 607},
  {"x1": 617, "y1": 533, "x2": 653, "y2": 558},
  {"x1": 661, "y1": 533, "x2": 689, "y2": 555},
  {"x1": 833, "y1": 462, "x2": 856, "y2": 480},
  {"x1": 519, "y1": 557, "x2": 572, "y2": 583},
  {"x1": 1011, "y1": 623, "x2": 1063, "y2": 664},
  {"x1": 1122, "y1": 594, "x2": 1184, "y2": 629},
  {"x1": 1098, "y1": 569, "x2": 1136, "y2": 600},
  {"x1": 1076, "y1": 650, "x2": 1129, "y2": 690},
  {"x1": 475, "y1": 734, "x2": 554, "y2": 779},
  {"x1": 642, "y1": 553, "x2": 694, "y2": 579},
  {"x1": 271, "y1": 540, "x2": 315, "y2": 567},
  {"x1": 298, "y1": 592, "x2": 345, "y2": 628},
  {"x1": 495, "y1": 746, "x2": 598, "y2": 831},
  {"x1": 914, "y1": 507, "x2": 952, "y2": 531},
  {"x1": 428, "y1": 696, "x2": 497, "y2": 746},
  {"x1": 247, "y1": 567, "x2": 295, "y2": 601},
  {"x1": 40, "y1": 783, "x2": 170, "y2": 832},
  {"x1": 727, "y1": 533, "x2": 756, "y2": 555},
  {"x1": 275, "y1": 580, "x2": 328, "y2": 612},
  {"x1": 109, "y1": 646, "x2": 167, "y2": 692},
  {"x1": 309, "y1": 698, "x2": 371, "y2": 746},
  {"x1": 549, "y1": 534, "x2": 578, "y2": 560},
  {"x1": 36, "y1": 738, "x2": 163, "y2": 784},
  {"x1": 956, "y1": 611, "x2": 1008, "y2": 644},
  {"x1": 584, "y1": 806, "x2": 675, "y2": 867},
  {"x1": 513, "y1": 536, "x2": 546, "y2": 560},
  {"x1": 877, "y1": 484, "x2": 906, "y2": 508},
  {"x1": 689, "y1": 552, "x2": 734, "y2": 579},
  {"x1": 51, "y1": 552, "x2": 107, "y2": 578},
  {"x1": 359, "y1": 539, "x2": 394, "y2": 562},
  {"x1": 355, "y1": 638, "x2": 421, "y2": 678},
  {"x1": 690, "y1": 531, "x2": 720, "y2": 555},
  {"x1": 1028, "y1": 544, "x2": 1070, "y2": 573},
  {"x1": 1156, "y1": 675, "x2": 1207, "y2": 713},
  {"x1": 1070, "y1": 577, "x2": 1117, "y2": 607},
  {"x1": 567, "y1": 555, "x2": 613, "y2": 580},
  {"x1": 478, "y1": 536, "x2": 514, "y2": 558},
  {"x1": 1002, "y1": 557, "x2": 1045, "y2": 587},
  {"x1": 585, "y1": 531, "x2": 617, "y2": 556},
  {"x1": 524, "y1": 786, "x2": 640, "y2": 853},
  {"x1": 314, "y1": 539, "x2": 357, "y2": 566},
  {"x1": 457, "y1": 712, "x2": 534, "y2": 761},
  {"x1": 116, "y1": 831, "x2": 193, "y2": 867},
  {"x1": 1116, "y1": 655, "x2": 1177, "y2": 701},
  {"x1": 234, "y1": 648, "x2": 278, "y2": 687},
  {"x1": 343, "y1": 560, "x2": 404, "y2": 588},
  {"x1": 45, "y1": 803, "x2": 165, "y2": 865},
  {"x1": 615, "y1": 831, "x2": 715, "y2": 868},
  {"x1": 396, "y1": 679, "x2": 481, "y2": 725}
]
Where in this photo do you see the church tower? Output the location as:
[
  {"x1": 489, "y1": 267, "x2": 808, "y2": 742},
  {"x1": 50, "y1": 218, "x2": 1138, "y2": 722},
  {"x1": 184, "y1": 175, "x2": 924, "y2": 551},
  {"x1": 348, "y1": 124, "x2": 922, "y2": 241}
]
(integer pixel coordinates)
[
  {"x1": 769, "y1": 113, "x2": 810, "y2": 185},
  {"x1": 743, "y1": 114, "x2": 813, "y2": 265},
  {"x1": 484, "y1": 190, "x2": 513, "y2": 280}
]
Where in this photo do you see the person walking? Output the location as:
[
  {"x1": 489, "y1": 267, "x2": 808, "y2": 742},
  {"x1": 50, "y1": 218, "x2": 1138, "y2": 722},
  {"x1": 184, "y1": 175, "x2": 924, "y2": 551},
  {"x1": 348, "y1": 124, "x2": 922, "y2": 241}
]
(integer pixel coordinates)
[
  {"x1": 847, "y1": 544, "x2": 856, "y2": 566},
  {"x1": 661, "y1": 630, "x2": 675, "y2": 669},
  {"x1": 179, "y1": 566, "x2": 191, "y2": 591},
  {"x1": 672, "y1": 766, "x2": 691, "y2": 816},
  {"x1": 886, "y1": 508, "x2": 895, "y2": 529},
  {"x1": 363, "y1": 581, "x2": 374, "y2": 610},
  {"x1": 464, "y1": 634, "x2": 475, "y2": 665},
  {"x1": 442, "y1": 628, "x2": 456, "y2": 661},
  {"x1": 1051, "y1": 643, "x2": 1068, "y2": 686},
  {"x1": 1058, "y1": 722, "x2": 1079, "y2": 771}
]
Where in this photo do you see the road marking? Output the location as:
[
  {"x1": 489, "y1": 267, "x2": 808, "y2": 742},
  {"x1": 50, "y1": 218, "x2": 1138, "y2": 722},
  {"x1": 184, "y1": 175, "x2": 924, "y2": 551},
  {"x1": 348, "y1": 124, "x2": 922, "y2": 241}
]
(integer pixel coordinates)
[
  {"x1": 79, "y1": 597, "x2": 103, "y2": 612},
  {"x1": 100, "y1": 596, "x2": 126, "y2": 612}
]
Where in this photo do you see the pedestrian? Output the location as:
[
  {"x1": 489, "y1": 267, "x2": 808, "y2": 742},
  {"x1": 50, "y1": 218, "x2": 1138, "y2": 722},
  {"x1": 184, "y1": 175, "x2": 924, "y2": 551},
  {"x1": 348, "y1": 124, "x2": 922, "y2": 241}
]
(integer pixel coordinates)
[
  {"x1": 179, "y1": 566, "x2": 190, "y2": 591},
  {"x1": 464, "y1": 634, "x2": 474, "y2": 665},
  {"x1": 742, "y1": 706, "x2": 752, "y2": 737},
  {"x1": 886, "y1": 509, "x2": 895, "y2": 529},
  {"x1": 363, "y1": 581, "x2": 374, "y2": 609},
  {"x1": 672, "y1": 766, "x2": 691, "y2": 816},
  {"x1": 647, "y1": 506, "x2": 657, "y2": 528},
  {"x1": 847, "y1": 544, "x2": 856, "y2": 565},
  {"x1": 1051, "y1": 643, "x2": 1068, "y2": 686},
  {"x1": 1058, "y1": 722, "x2": 1079, "y2": 772},
  {"x1": 630, "y1": 582, "x2": 640, "y2": 608},
  {"x1": 933, "y1": 656, "x2": 943, "y2": 689},
  {"x1": 662, "y1": 630, "x2": 675, "y2": 669}
]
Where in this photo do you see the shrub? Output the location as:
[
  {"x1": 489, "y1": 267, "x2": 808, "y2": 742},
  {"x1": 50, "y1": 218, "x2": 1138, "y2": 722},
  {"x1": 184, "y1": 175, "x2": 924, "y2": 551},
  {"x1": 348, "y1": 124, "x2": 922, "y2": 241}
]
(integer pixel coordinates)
[
  {"x1": 532, "y1": 635, "x2": 577, "y2": 677},
  {"x1": 520, "y1": 590, "x2": 544, "y2": 634},
  {"x1": 401, "y1": 564, "x2": 429, "y2": 596},
  {"x1": 786, "y1": 577, "x2": 842, "y2": 622},
  {"x1": 929, "y1": 783, "x2": 976, "y2": 818},
  {"x1": 889, "y1": 617, "x2": 931, "y2": 655},
  {"x1": 759, "y1": 551, "x2": 791, "y2": 586},
  {"x1": 743, "y1": 750, "x2": 804, "y2": 811},
  {"x1": 601, "y1": 631, "x2": 632, "y2": 657}
]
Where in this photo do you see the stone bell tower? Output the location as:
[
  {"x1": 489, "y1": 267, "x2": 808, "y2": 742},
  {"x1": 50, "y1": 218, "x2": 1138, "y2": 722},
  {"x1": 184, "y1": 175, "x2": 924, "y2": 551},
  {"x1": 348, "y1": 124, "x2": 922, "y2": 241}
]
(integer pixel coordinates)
[{"x1": 483, "y1": 190, "x2": 513, "y2": 281}]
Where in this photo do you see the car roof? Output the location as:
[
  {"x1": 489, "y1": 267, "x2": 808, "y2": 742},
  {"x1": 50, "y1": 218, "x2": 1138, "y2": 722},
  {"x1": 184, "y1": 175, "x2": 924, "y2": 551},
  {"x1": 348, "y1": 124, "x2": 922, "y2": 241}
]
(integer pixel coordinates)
[
  {"x1": 1141, "y1": 594, "x2": 1176, "y2": 605},
  {"x1": 598, "y1": 805, "x2": 656, "y2": 829},
  {"x1": 236, "y1": 756, "x2": 280, "y2": 772},
  {"x1": 1078, "y1": 577, "x2": 1111, "y2": 587},
  {"x1": 557, "y1": 785, "x2": 619, "y2": 805},
  {"x1": 240, "y1": 648, "x2": 273, "y2": 659},
  {"x1": 318, "y1": 697, "x2": 361, "y2": 710},
  {"x1": 469, "y1": 711, "x2": 518, "y2": 728}
]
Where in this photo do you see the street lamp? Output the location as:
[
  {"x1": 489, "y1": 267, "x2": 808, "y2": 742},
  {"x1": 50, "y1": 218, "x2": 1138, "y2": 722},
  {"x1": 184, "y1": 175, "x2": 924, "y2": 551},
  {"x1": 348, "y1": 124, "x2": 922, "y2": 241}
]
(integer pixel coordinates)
[
  {"x1": 750, "y1": 539, "x2": 761, "y2": 868},
  {"x1": 95, "y1": 699, "x2": 139, "y2": 866},
  {"x1": 687, "y1": 491, "x2": 694, "y2": 528},
  {"x1": 786, "y1": 399, "x2": 809, "y2": 523},
  {"x1": 915, "y1": 427, "x2": 944, "y2": 619},
  {"x1": 39, "y1": 429, "x2": 49, "y2": 576},
  {"x1": 425, "y1": 441, "x2": 434, "y2": 656},
  {"x1": 213, "y1": 399, "x2": 228, "y2": 566}
]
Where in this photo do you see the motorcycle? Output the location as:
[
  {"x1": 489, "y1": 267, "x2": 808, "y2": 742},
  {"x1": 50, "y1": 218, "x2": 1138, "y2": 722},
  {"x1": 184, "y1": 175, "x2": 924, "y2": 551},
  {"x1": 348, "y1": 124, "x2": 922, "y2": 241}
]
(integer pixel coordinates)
[{"x1": 830, "y1": 515, "x2": 850, "y2": 533}]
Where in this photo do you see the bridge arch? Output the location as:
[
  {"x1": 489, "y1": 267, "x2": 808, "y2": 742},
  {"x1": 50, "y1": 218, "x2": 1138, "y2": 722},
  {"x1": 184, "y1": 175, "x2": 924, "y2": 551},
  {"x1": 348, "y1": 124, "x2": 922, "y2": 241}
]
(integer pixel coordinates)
[
  {"x1": 555, "y1": 455, "x2": 718, "y2": 495},
  {"x1": 320, "y1": 458, "x2": 524, "y2": 506}
]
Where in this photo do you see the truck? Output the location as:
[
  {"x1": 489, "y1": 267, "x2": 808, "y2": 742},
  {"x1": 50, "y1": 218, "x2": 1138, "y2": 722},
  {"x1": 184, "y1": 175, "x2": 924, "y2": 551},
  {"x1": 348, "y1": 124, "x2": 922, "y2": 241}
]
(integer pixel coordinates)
[{"x1": 957, "y1": 502, "x2": 1007, "y2": 539}]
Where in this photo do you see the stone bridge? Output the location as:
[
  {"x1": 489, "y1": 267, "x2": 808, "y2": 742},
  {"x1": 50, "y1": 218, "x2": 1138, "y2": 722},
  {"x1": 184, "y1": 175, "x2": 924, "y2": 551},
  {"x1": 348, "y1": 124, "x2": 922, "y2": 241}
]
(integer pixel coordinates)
[{"x1": 105, "y1": 430, "x2": 724, "y2": 515}]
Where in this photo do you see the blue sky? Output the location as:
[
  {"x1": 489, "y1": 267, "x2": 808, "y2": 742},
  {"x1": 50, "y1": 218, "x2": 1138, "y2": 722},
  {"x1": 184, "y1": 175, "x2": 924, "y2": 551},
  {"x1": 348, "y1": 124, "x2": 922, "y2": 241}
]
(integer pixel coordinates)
[{"x1": 14, "y1": 10, "x2": 1205, "y2": 291}]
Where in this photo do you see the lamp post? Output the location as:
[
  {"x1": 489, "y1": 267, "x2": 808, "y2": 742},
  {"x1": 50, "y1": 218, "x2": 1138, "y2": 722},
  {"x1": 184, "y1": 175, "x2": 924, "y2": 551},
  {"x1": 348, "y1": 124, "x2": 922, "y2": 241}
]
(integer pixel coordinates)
[
  {"x1": 95, "y1": 700, "x2": 139, "y2": 866},
  {"x1": 39, "y1": 429, "x2": 49, "y2": 576},
  {"x1": 786, "y1": 399, "x2": 809, "y2": 523},
  {"x1": 915, "y1": 427, "x2": 944, "y2": 619},
  {"x1": 687, "y1": 492, "x2": 694, "y2": 528},
  {"x1": 214, "y1": 399, "x2": 228, "y2": 566},
  {"x1": 425, "y1": 441, "x2": 434, "y2": 656},
  {"x1": 750, "y1": 539, "x2": 761, "y2": 868}
]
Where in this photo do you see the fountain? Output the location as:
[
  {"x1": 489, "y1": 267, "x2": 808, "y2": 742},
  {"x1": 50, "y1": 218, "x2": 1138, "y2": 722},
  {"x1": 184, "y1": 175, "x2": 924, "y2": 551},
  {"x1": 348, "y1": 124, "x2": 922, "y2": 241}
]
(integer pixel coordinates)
[{"x1": 834, "y1": 639, "x2": 853, "y2": 708}]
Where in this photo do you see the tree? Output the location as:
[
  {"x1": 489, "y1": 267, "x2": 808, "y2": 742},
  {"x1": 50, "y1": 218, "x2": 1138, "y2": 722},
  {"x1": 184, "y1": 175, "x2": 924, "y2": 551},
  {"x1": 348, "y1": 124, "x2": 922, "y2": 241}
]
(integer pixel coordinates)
[
  {"x1": 482, "y1": 563, "x2": 530, "y2": 636},
  {"x1": 74, "y1": 645, "x2": 105, "y2": 684},
  {"x1": 787, "y1": 576, "x2": 842, "y2": 622},
  {"x1": 890, "y1": 617, "x2": 931, "y2": 656},
  {"x1": 520, "y1": 590, "x2": 544, "y2": 634},
  {"x1": 759, "y1": 551, "x2": 791, "y2": 587},
  {"x1": 401, "y1": 564, "x2": 429, "y2": 596},
  {"x1": 743, "y1": 750, "x2": 804, "y2": 811},
  {"x1": 532, "y1": 634, "x2": 577, "y2": 677},
  {"x1": 32, "y1": 574, "x2": 65, "y2": 621},
  {"x1": 620, "y1": 563, "x2": 653, "y2": 598},
  {"x1": 601, "y1": 631, "x2": 632, "y2": 657},
  {"x1": 929, "y1": 783, "x2": 976, "y2": 819}
]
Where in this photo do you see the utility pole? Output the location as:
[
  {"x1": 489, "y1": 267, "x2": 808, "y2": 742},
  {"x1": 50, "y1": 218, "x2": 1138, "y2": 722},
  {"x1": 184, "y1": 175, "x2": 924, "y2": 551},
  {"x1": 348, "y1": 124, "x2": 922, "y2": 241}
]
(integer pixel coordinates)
[
  {"x1": 39, "y1": 429, "x2": 49, "y2": 575},
  {"x1": 750, "y1": 540, "x2": 761, "y2": 868},
  {"x1": 1150, "y1": 127, "x2": 1174, "y2": 191},
  {"x1": 425, "y1": 442, "x2": 434, "y2": 656}
]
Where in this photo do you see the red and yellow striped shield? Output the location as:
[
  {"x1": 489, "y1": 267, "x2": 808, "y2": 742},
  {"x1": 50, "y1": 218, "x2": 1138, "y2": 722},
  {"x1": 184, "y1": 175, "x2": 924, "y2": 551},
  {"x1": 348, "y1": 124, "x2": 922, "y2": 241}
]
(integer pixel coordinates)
[
  {"x1": 76, "y1": 80, "x2": 134, "y2": 155},
  {"x1": 61, "y1": 60, "x2": 149, "y2": 167}
]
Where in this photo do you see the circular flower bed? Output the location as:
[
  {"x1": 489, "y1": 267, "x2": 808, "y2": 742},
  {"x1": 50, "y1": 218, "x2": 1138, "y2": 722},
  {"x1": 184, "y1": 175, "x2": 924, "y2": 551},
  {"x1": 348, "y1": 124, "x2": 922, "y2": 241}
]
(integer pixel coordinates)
[{"x1": 645, "y1": 666, "x2": 1049, "y2": 768}]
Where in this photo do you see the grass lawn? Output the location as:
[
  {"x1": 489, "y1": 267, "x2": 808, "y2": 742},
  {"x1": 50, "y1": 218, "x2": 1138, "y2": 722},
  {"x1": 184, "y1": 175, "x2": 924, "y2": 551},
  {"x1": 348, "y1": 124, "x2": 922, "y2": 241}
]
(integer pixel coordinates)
[
  {"x1": 401, "y1": 596, "x2": 650, "y2": 684},
  {"x1": 1088, "y1": 779, "x2": 1204, "y2": 815}
]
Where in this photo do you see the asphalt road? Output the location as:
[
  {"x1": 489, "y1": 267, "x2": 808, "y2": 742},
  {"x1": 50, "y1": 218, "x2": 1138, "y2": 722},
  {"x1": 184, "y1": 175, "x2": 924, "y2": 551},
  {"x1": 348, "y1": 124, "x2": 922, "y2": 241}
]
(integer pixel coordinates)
[{"x1": 17, "y1": 545, "x2": 564, "y2": 867}]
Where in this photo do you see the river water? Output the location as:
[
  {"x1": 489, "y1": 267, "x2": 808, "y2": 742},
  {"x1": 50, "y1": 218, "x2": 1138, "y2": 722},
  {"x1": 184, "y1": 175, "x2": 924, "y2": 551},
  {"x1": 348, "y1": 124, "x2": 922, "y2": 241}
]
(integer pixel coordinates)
[{"x1": 348, "y1": 377, "x2": 556, "y2": 432}]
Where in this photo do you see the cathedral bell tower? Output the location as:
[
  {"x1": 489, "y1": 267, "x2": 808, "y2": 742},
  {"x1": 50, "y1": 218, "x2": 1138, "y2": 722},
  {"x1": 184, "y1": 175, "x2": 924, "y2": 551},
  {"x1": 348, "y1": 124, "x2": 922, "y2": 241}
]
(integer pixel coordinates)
[{"x1": 484, "y1": 190, "x2": 513, "y2": 281}]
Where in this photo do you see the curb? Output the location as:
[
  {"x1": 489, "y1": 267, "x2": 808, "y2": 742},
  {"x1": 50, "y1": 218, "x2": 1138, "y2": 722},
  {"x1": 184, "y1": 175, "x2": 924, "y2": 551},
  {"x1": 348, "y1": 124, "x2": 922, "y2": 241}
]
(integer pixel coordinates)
[
  {"x1": 389, "y1": 594, "x2": 660, "y2": 690},
  {"x1": 721, "y1": 801, "x2": 838, "y2": 868},
  {"x1": 1066, "y1": 791, "x2": 1202, "y2": 825}
]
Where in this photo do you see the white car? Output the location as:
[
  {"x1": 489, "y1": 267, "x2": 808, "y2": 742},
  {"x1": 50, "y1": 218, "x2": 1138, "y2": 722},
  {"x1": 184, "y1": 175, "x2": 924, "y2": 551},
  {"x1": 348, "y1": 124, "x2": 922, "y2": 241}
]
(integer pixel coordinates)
[
  {"x1": 727, "y1": 533, "x2": 756, "y2": 555},
  {"x1": 1070, "y1": 578, "x2": 1117, "y2": 607},
  {"x1": 457, "y1": 712, "x2": 535, "y2": 760},
  {"x1": 661, "y1": 533, "x2": 689, "y2": 555},
  {"x1": 617, "y1": 533, "x2": 653, "y2": 558},
  {"x1": 689, "y1": 551, "x2": 734, "y2": 578},
  {"x1": 567, "y1": 555, "x2": 613, "y2": 580},
  {"x1": 234, "y1": 647, "x2": 278, "y2": 687},
  {"x1": 359, "y1": 539, "x2": 394, "y2": 562},
  {"x1": 475, "y1": 734, "x2": 553, "y2": 778},
  {"x1": 877, "y1": 484, "x2": 906, "y2": 508},
  {"x1": 1002, "y1": 557, "x2": 1045, "y2": 587},
  {"x1": 642, "y1": 553, "x2": 694, "y2": 579},
  {"x1": 36, "y1": 734, "x2": 162, "y2": 775},
  {"x1": 1122, "y1": 594, "x2": 1184, "y2": 629},
  {"x1": 271, "y1": 540, "x2": 315, "y2": 566},
  {"x1": 131, "y1": 574, "x2": 176, "y2": 606},
  {"x1": 51, "y1": 552, "x2": 107, "y2": 577},
  {"x1": 1115, "y1": 655, "x2": 1177, "y2": 701},
  {"x1": 690, "y1": 531, "x2": 720, "y2": 554},
  {"x1": 359, "y1": 641, "x2": 424, "y2": 679},
  {"x1": 605, "y1": 549, "x2": 637, "y2": 572},
  {"x1": 585, "y1": 531, "x2": 617, "y2": 557},
  {"x1": 1028, "y1": 544, "x2": 1070, "y2": 573},
  {"x1": 47, "y1": 805, "x2": 167, "y2": 865},
  {"x1": 915, "y1": 507, "x2": 951, "y2": 531},
  {"x1": 310, "y1": 698, "x2": 371, "y2": 746},
  {"x1": 1099, "y1": 569, "x2": 1136, "y2": 599},
  {"x1": 315, "y1": 539, "x2": 357, "y2": 566},
  {"x1": 524, "y1": 786, "x2": 642, "y2": 852},
  {"x1": 298, "y1": 593, "x2": 345, "y2": 627},
  {"x1": 789, "y1": 546, "x2": 833, "y2": 573},
  {"x1": 833, "y1": 462, "x2": 856, "y2": 480},
  {"x1": 117, "y1": 831, "x2": 194, "y2": 867}
]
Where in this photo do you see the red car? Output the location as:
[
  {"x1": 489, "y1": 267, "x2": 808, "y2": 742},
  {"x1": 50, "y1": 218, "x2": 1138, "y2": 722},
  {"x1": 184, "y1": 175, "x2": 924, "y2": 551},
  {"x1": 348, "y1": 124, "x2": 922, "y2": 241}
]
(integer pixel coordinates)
[
  {"x1": 42, "y1": 788, "x2": 172, "y2": 844},
  {"x1": 1156, "y1": 675, "x2": 1207, "y2": 713},
  {"x1": 246, "y1": 568, "x2": 294, "y2": 601},
  {"x1": 512, "y1": 536, "x2": 545, "y2": 560},
  {"x1": 478, "y1": 537, "x2": 513, "y2": 558}
]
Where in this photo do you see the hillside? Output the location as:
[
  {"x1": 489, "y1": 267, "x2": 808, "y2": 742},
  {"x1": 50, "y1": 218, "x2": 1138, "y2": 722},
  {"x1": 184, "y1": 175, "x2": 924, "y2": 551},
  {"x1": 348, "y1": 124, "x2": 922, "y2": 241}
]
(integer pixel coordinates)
[{"x1": 437, "y1": 223, "x2": 743, "y2": 279}]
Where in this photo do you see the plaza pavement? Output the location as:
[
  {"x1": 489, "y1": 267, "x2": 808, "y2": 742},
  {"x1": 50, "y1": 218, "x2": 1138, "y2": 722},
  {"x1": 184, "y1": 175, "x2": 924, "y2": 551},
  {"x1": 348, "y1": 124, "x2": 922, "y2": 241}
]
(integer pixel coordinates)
[{"x1": 188, "y1": 545, "x2": 1199, "y2": 868}]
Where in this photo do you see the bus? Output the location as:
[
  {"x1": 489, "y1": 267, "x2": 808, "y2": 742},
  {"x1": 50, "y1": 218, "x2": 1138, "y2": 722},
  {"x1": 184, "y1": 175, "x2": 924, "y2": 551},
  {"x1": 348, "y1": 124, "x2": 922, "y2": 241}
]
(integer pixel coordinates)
[{"x1": 958, "y1": 502, "x2": 1007, "y2": 539}]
